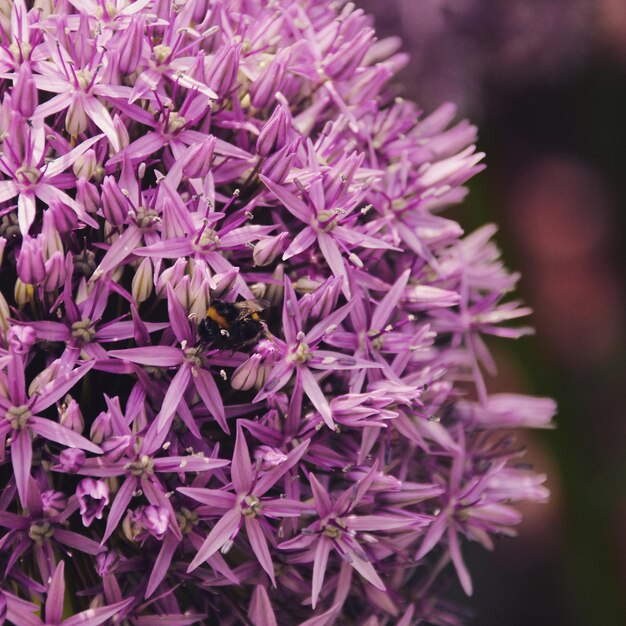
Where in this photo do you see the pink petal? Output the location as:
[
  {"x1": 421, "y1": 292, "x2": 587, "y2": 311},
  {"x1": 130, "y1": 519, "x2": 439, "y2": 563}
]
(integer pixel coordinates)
[
  {"x1": 193, "y1": 368, "x2": 228, "y2": 433},
  {"x1": 282, "y1": 226, "x2": 316, "y2": 260},
  {"x1": 259, "y1": 175, "x2": 311, "y2": 223},
  {"x1": 63, "y1": 598, "x2": 133, "y2": 626},
  {"x1": 0, "y1": 180, "x2": 18, "y2": 202},
  {"x1": 45, "y1": 134, "x2": 105, "y2": 179},
  {"x1": 107, "y1": 132, "x2": 166, "y2": 165},
  {"x1": 232, "y1": 422, "x2": 252, "y2": 494},
  {"x1": 318, "y1": 233, "x2": 349, "y2": 297},
  {"x1": 187, "y1": 507, "x2": 242, "y2": 572},
  {"x1": 245, "y1": 516, "x2": 275, "y2": 585},
  {"x1": 54, "y1": 529, "x2": 102, "y2": 555},
  {"x1": 370, "y1": 269, "x2": 411, "y2": 332},
  {"x1": 45, "y1": 561, "x2": 66, "y2": 625},
  {"x1": 311, "y1": 536, "x2": 332, "y2": 609},
  {"x1": 145, "y1": 533, "x2": 179, "y2": 598},
  {"x1": 248, "y1": 585, "x2": 278, "y2": 626},
  {"x1": 156, "y1": 363, "x2": 191, "y2": 431},
  {"x1": 308, "y1": 474, "x2": 333, "y2": 518},
  {"x1": 177, "y1": 487, "x2": 237, "y2": 510},
  {"x1": 30, "y1": 417, "x2": 102, "y2": 454},
  {"x1": 12, "y1": 429, "x2": 32, "y2": 507},
  {"x1": 254, "y1": 439, "x2": 309, "y2": 497},
  {"x1": 92, "y1": 225, "x2": 144, "y2": 278},
  {"x1": 107, "y1": 346, "x2": 183, "y2": 367},
  {"x1": 133, "y1": 238, "x2": 194, "y2": 259},
  {"x1": 449, "y1": 527, "x2": 473, "y2": 595},
  {"x1": 35, "y1": 185, "x2": 98, "y2": 228},
  {"x1": 166, "y1": 283, "x2": 193, "y2": 344},
  {"x1": 300, "y1": 367, "x2": 334, "y2": 430},
  {"x1": 5, "y1": 592, "x2": 40, "y2": 626},
  {"x1": 17, "y1": 191, "x2": 37, "y2": 235},
  {"x1": 32, "y1": 361, "x2": 95, "y2": 414},
  {"x1": 415, "y1": 516, "x2": 447, "y2": 561},
  {"x1": 102, "y1": 476, "x2": 136, "y2": 543},
  {"x1": 83, "y1": 96, "x2": 120, "y2": 152},
  {"x1": 344, "y1": 544, "x2": 386, "y2": 591},
  {"x1": 27, "y1": 321, "x2": 71, "y2": 342},
  {"x1": 305, "y1": 298, "x2": 357, "y2": 344},
  {"x1": 33, "y1": 91, "x2": 72, "y2": 117},
  {"x1": 153, "y1": 456, "x2": 230, "y2": 474}
]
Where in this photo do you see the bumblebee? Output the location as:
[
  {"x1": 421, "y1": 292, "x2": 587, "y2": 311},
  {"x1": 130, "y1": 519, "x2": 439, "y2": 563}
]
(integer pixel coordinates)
[{"x1": 198, "y1": 299, "x2": 269, "y2": 351}]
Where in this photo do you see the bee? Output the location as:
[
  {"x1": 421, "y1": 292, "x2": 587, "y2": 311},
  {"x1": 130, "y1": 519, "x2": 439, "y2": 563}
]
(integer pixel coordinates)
[{"x1": 198, "y1": 299, "x2": 270, "y2": 351}]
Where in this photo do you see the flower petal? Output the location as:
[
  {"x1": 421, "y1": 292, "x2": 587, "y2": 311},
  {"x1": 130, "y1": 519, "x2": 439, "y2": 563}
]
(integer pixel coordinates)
[
  {"x1": 45, "y1": 561, "x2": 66, "y2": 625},
  {"x1": 311, "y1": 536, "x2": 332, "y2": 609},
  {"x1": 187, "y1": 507, "x2": 242, "y2": 572},
  {"x1": 145, "y1": 533, "x2": 180, "y2": 598},
  {"x1": 102, "y1": 476, "x2": 136, "y2": 543},
  {"x1": 245, "y1": 516, "x2": 275, "y2": 585},
  {"x1": 193, "y1": 368, "x2": 228, "y2": 433},
  {"x1": 30, "y1": 417, "x2": 102, "y2": 454},
  {"x1": 12, "y1": 429, "x2": 32, "y2": 507}
]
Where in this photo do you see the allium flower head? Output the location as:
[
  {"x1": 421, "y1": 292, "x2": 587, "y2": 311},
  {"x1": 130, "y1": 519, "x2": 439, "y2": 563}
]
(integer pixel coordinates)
[{"x1": 0, "y1": 1, "x2": 554, "y2": 624}]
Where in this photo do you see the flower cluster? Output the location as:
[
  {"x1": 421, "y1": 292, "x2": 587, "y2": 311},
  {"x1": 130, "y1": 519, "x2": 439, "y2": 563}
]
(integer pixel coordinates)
[{"x1": 0, "y1": 1, "x2": 554, "y2": 624}]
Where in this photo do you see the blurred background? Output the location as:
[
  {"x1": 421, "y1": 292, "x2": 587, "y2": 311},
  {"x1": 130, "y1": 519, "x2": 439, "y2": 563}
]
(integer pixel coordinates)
[{"x1": 358, "y1": 1, "x2": 626, "y2": 624}]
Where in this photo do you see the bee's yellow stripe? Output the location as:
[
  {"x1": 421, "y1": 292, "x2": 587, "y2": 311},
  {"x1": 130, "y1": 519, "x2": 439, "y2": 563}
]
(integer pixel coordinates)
[{"x1": 206, "y1": 307, "x2": 230, "y2": 328}]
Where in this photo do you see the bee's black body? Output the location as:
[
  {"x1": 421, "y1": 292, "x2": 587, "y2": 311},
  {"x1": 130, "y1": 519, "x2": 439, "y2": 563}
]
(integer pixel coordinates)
[{"x1": 198, "y1": 299, "x2": 268, "y2": 351}]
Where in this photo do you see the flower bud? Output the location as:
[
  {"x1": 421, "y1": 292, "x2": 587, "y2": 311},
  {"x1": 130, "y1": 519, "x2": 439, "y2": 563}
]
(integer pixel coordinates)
[
  {"x1": 12, "y1": 63, "x2": 37, "y2": 117},
  {"x1": 76, "y1": 479, "x2": 110, "y2": 527},
  {"x1": 0, "y1": 291, "x2": 10, "y2": 335},
  {"x1": 7, "y1": 325, "x2": 36, "y2": 355},
  {"x1": 205, "y1": 43, "x2": 241, "y2": 97},
  {"x1": 41, "y1": 213, "x2": 63, "y2": 260},
  {"x1": 33, "y1": 0, "x2": 54, "y2": 16},
  {"x1": 95, "y1": 550, "x2": 120, "y2": 576},
  {"x1": 182, "y1": 135, "x2": 216, "y2": 179},
  {"x1": 263, "y1": 264, "x2": 284, "y2": 307},
  {"x1": 142, "y1": 505, "x2": 169, "y2": 539},
  {"x1": 14, "y1": 279, "x2": 34, "y2": 307},
  {"x1": 65, "y1": 97, "x2": 88, "y2": 136},
  {"x1": 253, "y1": 232, "x2": 287, "y2": 266},
  {"x1": 113, "y1": 114, "x2": 129, "y2": 149},
  {"x1": 211, "y1": 268, "x2": 238, "y2": 298},
  {"x1": 101, "y1": 176, "x2": 129, "y2": 226},
  {"x1": 260, "y1": 143, "x2": 296, "y2": 184},
  {"x1": 324, "y1": 29, "x2": 373, "y2": 80},
  {"x1": 122, "y1": 509, "x2": 142, "y2": 541},
  {"x1": 59, "y1": 395, "x2": 85, "y2": 434},
  {"x1": 156, "y1": 257, "x2": 186, "y2": 297},
  {"x1": 43, "y1": 252, "x2": 67, "y2": 292},
  {"x1": 28, "y1": 360, "x2": 60, "y2": 396},
  {"x1": 17, "y1": 235, "x2": 45, "y2": 284},
  {"x1": 254, "y1": 445, "x2": 288, "y2": 469},
  {"x1": 132, "y1": 257, "x2": 153, "y2": 304},
  {"x1": 250, "y1": 49, "x2": 290, "y2": 110},
  {"x1": 256, "y1": 104, "x2": 290, "y2": 157},
  {"x1": 58, "y1": 448, "x2": 86, "y2": 474},
  {"x1": 50, "y1": 199, "x2": 80, "y2": 231},
  {"x1": 90, "y1": 410, "x2": 112, "y2": 445},
  {"x1": 118, "y1": 15, "x2": 144, "y2": 75},
  {"x1": 73, "y1": 149, "x2": 97, "y2": 180},
  {"x1": 101, "y1": 435, "x2": 133, "y2": 462},
  {"x1": 174, "y1": 275, "x2": 191, "y2": 311},
  {"x1": 41, "y1": 490, "x2": 68, "y2": 516},
  {"x1": 231, "y1": 354, "x2": 263, "y2": 391}
]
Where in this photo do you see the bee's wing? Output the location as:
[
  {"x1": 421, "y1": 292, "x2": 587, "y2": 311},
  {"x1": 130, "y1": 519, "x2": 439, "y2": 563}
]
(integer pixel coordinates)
[{"x1": 235, "y1": 299, "x2": 270, "y2": 316}]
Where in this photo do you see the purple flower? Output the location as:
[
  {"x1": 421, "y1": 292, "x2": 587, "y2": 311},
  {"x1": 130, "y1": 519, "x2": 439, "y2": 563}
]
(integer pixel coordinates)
[
  {"x1": 0, "y1": 1, "x2": 554, "y2": 623},
  {"x1": 76, "y1": 479, "x2": 110, "y2": 527}
]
